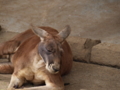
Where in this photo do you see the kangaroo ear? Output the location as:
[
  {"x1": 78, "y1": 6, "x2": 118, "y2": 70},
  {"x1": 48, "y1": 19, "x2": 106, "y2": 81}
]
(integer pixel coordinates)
[
  {"x1": 57, "y1": 25, "x2": 71, "y2": 42},
  {"x1": 31, "y1": 25, "x2": 48, "y2": 40}
]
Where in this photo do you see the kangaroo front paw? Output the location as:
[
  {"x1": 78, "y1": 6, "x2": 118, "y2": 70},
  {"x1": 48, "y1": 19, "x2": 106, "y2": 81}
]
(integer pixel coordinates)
[
  {"x1": 13, "y1": 84, "x2": 19, "y2": 89},
  {"x1": 8, "y1": 74, "x2": 25, "y2": 90}
]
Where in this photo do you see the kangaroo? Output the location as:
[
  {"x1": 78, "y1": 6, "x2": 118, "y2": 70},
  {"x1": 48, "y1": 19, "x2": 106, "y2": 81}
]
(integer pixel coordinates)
[{"x1": 0, "y1": 25, "x2": 73, "y2": 90}]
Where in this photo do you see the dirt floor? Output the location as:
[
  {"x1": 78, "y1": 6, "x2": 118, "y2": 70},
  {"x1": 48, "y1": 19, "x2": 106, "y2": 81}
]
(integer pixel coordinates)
[{"x1": 1, "y1": 61, "x2": 120, "y2": 90}]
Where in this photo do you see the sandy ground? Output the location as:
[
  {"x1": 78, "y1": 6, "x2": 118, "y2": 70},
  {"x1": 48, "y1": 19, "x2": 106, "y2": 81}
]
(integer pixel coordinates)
[{"x1": 1, "y1": 61, "x2": 120, "y2": 90}]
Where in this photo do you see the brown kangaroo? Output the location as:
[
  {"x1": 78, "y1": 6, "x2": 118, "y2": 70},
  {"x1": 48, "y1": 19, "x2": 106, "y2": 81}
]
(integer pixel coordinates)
[{"x1": 0, "y1": 25, "x2": 73, "y2": 90}]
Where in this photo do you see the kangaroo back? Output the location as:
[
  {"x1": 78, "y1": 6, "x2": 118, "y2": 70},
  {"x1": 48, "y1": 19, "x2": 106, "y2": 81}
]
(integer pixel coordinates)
[
  {"x1": 0, "y1": 29, "x2": 34, "y2": 56},
  {"x1": 0, "y1": 29, "x2": 35, "y2": 74}
]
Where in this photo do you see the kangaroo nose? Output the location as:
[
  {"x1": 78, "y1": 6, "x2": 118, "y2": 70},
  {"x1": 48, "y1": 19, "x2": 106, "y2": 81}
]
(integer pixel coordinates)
[{"x1": 52, "y1": 66, "x2": 60, "y2": 72}]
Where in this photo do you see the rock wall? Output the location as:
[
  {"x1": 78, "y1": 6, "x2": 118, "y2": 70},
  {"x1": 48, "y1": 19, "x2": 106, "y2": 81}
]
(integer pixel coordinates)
[
  {"x1": 68, "y1": 37, "x2": 120, "y2": 68},
  {"x1": 0, "y1": 0, "x2": 120, "y2": 44}
]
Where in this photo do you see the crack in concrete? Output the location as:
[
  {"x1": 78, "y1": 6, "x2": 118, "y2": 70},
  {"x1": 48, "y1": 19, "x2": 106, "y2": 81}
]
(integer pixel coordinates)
[{"x1": 73, "y1": 59, "x2": 120, "y2": 69}]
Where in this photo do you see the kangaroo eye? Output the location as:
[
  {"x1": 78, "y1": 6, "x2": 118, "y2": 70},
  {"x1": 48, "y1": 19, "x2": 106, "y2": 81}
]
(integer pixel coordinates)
[
  {"x1": 46, "y1": 47, "x2": 55, "y2": 53},
  {"x1": 47, "y1": 49, "x2": 52, "y2": 52}
]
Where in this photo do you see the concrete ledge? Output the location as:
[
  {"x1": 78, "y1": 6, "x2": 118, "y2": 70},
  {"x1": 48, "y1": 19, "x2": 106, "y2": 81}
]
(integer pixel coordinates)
[
  {"x1": 91, "y1": 43, "x2": 120, "y2": 67},
  {"x1": 67, "y1": 36, "x2": 101, "y2": 62},
  {"x1": 67, "y1": 36, "x2": 120, "y2": 67}
]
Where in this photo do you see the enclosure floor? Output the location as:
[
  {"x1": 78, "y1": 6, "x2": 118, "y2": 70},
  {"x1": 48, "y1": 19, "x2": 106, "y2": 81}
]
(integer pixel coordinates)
[{"x1": 0, "y1": 62, "x2": 120, "y2": 90}]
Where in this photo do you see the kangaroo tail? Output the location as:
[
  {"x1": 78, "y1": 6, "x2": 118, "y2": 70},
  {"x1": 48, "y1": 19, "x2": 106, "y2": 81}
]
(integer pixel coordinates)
[{"x1": 0, "y1": 63, "x2": 13, "y2": 74}]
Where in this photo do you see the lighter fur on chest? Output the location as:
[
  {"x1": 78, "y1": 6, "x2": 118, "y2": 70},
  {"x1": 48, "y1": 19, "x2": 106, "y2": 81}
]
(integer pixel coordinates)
[{"x1": 19, "y1": 57, "x2": 46, "y2": 85}]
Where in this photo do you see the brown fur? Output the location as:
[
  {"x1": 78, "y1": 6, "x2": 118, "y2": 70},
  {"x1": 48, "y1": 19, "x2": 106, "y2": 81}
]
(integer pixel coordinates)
[
  {"x1": 0, "y1": 29, "x2": 35, "y2": 62},
  {"x1": 0, "y1": 26, "x2": 73, "y2": 90},
  {"x1": 0, "y1": 63, "x2": 13, "y2": 74}
]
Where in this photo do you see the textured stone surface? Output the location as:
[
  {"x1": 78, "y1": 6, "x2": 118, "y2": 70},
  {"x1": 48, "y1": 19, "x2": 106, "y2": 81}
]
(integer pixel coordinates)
[
  {"x1": 63, "y1": 62, "x2": 120, "y2": 90},
  {"x1": 0, "y1": 74, "x2": 11, "y2": 89},
  {"x1": 67, "y1": 36, "x2": 101, "y2": 62},
  {"x1": 0, "y1": 0, "x2": 120, "y2": 44},
  {"x1": 0, "y1": 31, "x2": 18, "y2": 43},
  {"x1": 0, "y1": 26, "x2": 2, "y2": 31},
  {"x1": 91, "y1": 43, "x2": 120, "y2": 67}
]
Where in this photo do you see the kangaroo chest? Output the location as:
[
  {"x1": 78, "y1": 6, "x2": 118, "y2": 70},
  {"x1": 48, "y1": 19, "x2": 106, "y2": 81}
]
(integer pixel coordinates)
[
  {"x1": 21, "y1": 59, "x2": 47, "y2": 85},
  {"x1": 31, "y1": 59, "x2": 47, "y2": 85}
]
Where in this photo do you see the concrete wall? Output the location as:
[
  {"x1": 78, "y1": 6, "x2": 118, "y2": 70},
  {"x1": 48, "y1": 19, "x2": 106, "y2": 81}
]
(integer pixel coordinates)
[{"x1": 0, "y1": 0, "x2": 120, "y2": 44}]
